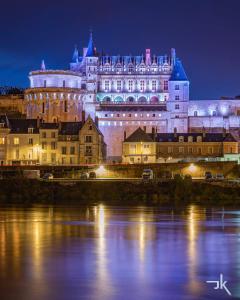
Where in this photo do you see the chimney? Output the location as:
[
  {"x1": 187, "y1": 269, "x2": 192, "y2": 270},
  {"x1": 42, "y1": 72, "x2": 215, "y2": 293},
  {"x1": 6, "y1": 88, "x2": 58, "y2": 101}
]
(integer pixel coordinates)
[
  {"x1": 174, "y1": 127, "x2": 177, "y2": 138},
  {"x1": 59, "y1": 121, "x2": 62, "y2": 132},
  {"x1": 223, "y1": 127, "x2": 226, "y2": 137},
  {"x1": 152, "y1": 127, "x2": 155, "y2": 140},
  {"x1": 82, "y1": 110, "x2": 86, "y2": 124},
  {"x1": 124, "y1": 131, "x2": 126, "y2": 141},
  {"x1": 37, "y1": 117, "x2": 40, "y2": 128},
  {"x1": 95, "y1": 116, "x2": 99, "y2": 127},
  {"x1": 145, "y1": 49, "x2": 151, "y2": 65},
  {"x1": 203, "y1": 127, "x2": 206, "y2": 138}
]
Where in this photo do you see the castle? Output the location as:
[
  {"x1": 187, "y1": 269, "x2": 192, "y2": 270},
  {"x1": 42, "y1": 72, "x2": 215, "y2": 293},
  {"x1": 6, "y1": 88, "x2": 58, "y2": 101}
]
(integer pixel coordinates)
[{"x1": 24, "y1": 33, "x2": 240, "y2": 161}]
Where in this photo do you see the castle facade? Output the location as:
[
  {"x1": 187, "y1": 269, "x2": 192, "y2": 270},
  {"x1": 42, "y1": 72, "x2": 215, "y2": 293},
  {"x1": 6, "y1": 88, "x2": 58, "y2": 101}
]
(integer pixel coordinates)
[{"x1": 24, "y1": 33, "x2": 240, "y2": 161}]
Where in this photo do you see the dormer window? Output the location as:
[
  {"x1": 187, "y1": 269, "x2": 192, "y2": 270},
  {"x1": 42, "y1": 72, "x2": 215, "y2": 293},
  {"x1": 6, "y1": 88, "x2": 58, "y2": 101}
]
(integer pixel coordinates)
[
  {"x1": 179, "y1": 136, "x2": 184, "y2": 142},
  {"x1": 197, "y1": 136, "x2": 202, "y2": 142},
  {"x1": 188, "y1": 136, "x2": 193, "y2": 142},
  {"x1": 28, "y1": 127, "x2": 34, "y2": 134}
]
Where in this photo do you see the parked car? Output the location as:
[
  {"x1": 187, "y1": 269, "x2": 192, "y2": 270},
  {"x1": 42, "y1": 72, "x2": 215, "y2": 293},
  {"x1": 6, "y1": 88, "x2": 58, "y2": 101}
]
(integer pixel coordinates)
[
  {"x1": 42, "y1": 173, "x2": 54, "y2": 180},
  {"x1": 215, "y1": 174, "x2": 224, "y2": 181},
  {"x1": 89, "y1": 171, "x2": 96, "y2": 179},
  {"x1": 142, "y1": 169, "x2": 154, "y2": 181},
  {"x1": 80, "y1": 172, "x2": 89, "y2": 180},
  {"x1": 205, "y1": 171, "x2": 213, "y2": 180}
]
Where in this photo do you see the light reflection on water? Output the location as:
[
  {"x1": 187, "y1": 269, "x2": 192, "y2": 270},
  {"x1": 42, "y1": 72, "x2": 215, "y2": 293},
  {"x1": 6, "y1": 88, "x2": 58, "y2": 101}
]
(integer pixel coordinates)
[{"x1": 0, "y1": 205, "x2": 240, "y2": 300}]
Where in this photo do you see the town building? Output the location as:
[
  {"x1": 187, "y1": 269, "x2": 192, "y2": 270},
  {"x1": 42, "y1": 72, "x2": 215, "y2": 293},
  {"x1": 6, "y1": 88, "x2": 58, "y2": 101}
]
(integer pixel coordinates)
[
  {"x1": 0, "y1": 115, "x2": 106, "y2": 165},
  {"x1": 122, "y1": 127, "x2": 240, "y2": 164}
]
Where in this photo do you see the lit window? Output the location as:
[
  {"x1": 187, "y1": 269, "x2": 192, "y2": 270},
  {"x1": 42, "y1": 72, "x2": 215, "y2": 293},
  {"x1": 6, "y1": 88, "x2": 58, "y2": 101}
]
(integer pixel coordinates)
[
  {"x1": 28, "y1": 127, "x2": 34, "y2": 134},
  {"x1": 85, "y1": 136, "x2": 92, "y2": 143},
  {"x1": 28, "y1": 138, "x2": 33, "y2": 145},
  {"x1": 14, "y1": 137, "x2": 19, "y2": 145},
  {"x1": 0, "y1": 137, "x2": 5, "y2": 144}
]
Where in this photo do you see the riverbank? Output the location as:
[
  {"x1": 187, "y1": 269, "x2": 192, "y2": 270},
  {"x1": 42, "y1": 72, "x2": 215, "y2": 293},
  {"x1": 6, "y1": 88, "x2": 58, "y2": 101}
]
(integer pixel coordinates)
[{"x1": 0, "y1": 177, "x2": 240, "y2": 206}]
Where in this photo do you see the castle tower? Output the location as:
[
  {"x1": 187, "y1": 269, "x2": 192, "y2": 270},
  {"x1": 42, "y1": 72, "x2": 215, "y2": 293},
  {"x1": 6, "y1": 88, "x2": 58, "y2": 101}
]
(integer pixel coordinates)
[
  {"x1": 83, "y1": 32, "x2": 99, "y2": 119},
  {"x1": 167, "y1": 55, "x2": 189, "y2": 132}
]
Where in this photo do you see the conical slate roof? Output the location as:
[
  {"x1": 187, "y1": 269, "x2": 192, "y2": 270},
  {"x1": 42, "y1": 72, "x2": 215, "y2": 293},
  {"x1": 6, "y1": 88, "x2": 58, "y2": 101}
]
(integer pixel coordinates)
[
  {"x1": 170, "y1": 59, "x2": 188, "y2": 81},
  {"x1": 86, "y1": 33, "x2": 95, "y2": 57}
]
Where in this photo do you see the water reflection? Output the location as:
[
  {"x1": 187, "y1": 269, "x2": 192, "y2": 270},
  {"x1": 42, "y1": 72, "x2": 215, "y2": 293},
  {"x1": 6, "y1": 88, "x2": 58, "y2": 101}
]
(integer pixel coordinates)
[{"x1": 0, "y1": 205, "x2": 240, "y2": 299}]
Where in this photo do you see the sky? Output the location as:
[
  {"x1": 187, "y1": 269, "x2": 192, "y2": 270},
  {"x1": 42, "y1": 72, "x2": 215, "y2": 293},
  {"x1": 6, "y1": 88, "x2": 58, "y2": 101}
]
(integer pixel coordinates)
[{"x1": 0, "y1": 0, "x2": 240, "y2": 99}]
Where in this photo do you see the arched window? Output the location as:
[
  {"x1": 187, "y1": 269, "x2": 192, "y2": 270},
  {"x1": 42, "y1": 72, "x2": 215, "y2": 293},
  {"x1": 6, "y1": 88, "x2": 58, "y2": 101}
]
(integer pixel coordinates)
[{"x1": 197, "y1": 136, "x2": 202, "y2": 142}]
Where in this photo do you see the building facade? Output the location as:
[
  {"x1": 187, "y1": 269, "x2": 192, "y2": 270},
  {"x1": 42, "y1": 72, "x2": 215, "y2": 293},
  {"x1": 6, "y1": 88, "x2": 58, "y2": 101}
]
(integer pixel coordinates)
[
  {"x1": 20, "y1": 33, "x2": 240, "y2": 161},
  {"x1": 0, "y1": 115, "x2": 106, "y2": 165},
  {"x1": 122, "y1": 127, "x2": 240, "y2": 164}
]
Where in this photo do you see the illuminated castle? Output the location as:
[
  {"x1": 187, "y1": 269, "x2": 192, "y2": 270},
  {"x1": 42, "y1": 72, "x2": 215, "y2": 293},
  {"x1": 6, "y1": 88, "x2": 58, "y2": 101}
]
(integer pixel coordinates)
[{"x1": 25, "y1": 33, "x2": 240, "y2": 161}]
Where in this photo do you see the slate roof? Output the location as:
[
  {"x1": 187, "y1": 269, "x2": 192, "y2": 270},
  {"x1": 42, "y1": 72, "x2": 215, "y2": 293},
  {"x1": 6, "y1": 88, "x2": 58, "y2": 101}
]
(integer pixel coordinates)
[
  {"x1": 169, "y1": 59, "x2": 188, "y2": 81},
  {"x1": 124, "y1": 128, "x2": 238, "y2": 143},
  {"x1": 125, "y1": 128, "x2": 154, "y2": 142},
  {"x1": 8, "y1": 119, "x2": 39, "y2": 134},
  {"x1": 59, "y1": 122, "x2": 83, "y2": 135},
  {"x1": 39, "y1": 123, "x2": 59, "y2": 129}
]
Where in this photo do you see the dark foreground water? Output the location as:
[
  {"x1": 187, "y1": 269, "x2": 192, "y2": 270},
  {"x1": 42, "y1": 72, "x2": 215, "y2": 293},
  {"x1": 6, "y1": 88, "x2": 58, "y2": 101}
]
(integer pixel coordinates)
[{"x1": 0, "y1": 205, "x2": 240, "y2": 300}]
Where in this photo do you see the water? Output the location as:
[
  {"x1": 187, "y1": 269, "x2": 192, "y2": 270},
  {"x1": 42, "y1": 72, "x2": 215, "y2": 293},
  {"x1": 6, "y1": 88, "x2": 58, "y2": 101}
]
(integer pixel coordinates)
[{"x1": 0, "y1": 205, "x2": 240, "y2": 300}]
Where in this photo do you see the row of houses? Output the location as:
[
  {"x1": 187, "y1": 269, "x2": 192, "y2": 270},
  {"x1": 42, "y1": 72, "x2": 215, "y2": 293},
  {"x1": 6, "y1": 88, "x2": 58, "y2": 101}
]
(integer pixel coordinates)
[
  {"x1": 0, "y1": 115, "x2": 106, "y2": 165},
  {"x1": 122, "y1": 127, "x2": 240, "y2": 164}
]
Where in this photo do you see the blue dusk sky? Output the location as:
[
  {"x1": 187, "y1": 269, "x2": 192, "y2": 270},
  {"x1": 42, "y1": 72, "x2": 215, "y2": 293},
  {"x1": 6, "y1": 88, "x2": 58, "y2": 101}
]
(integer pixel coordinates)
[{"x1": 0, "y1": 0, "x2": 240, "y2": 99}]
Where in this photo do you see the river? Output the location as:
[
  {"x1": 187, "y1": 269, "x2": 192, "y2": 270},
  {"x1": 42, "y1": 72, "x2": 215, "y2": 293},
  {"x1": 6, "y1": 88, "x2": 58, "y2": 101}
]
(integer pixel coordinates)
[{"x1": 0, "y1": 205, "x2": 239, "y2": 299}]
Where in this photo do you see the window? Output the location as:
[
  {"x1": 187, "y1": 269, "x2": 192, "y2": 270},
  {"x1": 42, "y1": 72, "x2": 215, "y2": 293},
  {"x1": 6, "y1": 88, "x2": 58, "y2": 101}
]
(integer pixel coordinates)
[
  {"x1": 70, "y1": 146, "x2": 75, "y2": 155},
  {"x1": 51, "y1": 153, "x2": 56, "y2": 163},
  {"x1": 179, "y1": 136, "x2": 184, "y2": 142},
  {"x1": 128, "y1": 65, "x2": 134, "y2": 73},
  {"x1": 15, "y1": 149, "x2": 19, "y2": 159},
  {"x1": 51, "y1": 142, "x2": 56, "y2": 150},
  {"x1": 28, "y1": 128, "x2": 34, "y2": 133},
  {"x1": 117, "y1": 114, "x2": 120, "y2": 117},
  {"x1": 28, "y1": 138, "x2": 33, "y2": 145},
  {"x1": 175, "y1": 95, "x2": 180, "y2": 101},
  {"x1": 212, "y1": 111, "x2": 217, "y2": 116},
  {"x1": 128, "y1": 80, "x2": 133, "y2": 91},
  {"x1": 208, "y1": 147, "x2": 213, "y2": 154},
  {"x1": 197, "y1": 147, "x2": 202, "y2": 154},
  {"x1": 188, "y1": 147, "x2": 193, "y2": 154},
  {"x1": 152, "y1": 80, "x2": 157, "y2": 91},
  {"x1": 70, "y1": 157, "x2": 75, "y2": 164},
  {"x1": 164, "y1": 80, "x2": 168, "y2": 91},
  {"x1": 152, "y1": 114, "x2": 155, "y2": 117},
  {"x1": 175, "y1": 104, "x2": 180, "y2": 109},
  {"x1": 128, "y1": 114, "x2": 132, "y2": 117},
  {"x1": 42, "y1": 132, "x2": 47, "y2": 138},
  {"x1": 63, "y1": 80, "x2": 66, "y2": 88},
  {"x1": 62, "y1": 146, "x2": 67, "y2": 155},
  {"x1": 44, "y1": 80, "x2": 46, "y2": 88},
  {"x1": 117, "y1": 80, "x2": 121, "y2": 90},
  {"x1": 85, "y1": 145, "x2": 92, "y2": 155},
  {"x1": 14, "y1": 137, "x2": 19, "y2": 145},
  {"x1": 51, "y1": 132, "x2": 56, "y2": 138},
  {"x1": 0, "y1": 137, "x2": 5, "y2": 144},
  {"x1": 105, "y1": 114, "x2": 108, "y2": 117},
  {"x1": 140, "y1": 80, "x2": 145, "y2": 91},
  {"x1": 130, "y1": 144, "x2": 136, "y2": 154},
  {"x1": 194, "y1": 111, "x2": 198, "y2": 117},
  {"x1": 42, "y1": 102, "x2": 45, "y2": 114},
  {"x1": 104, "y1": 80, "x2": 110, "y2": 90},
  {"x1": 88, "y1": 125, "x2": 92, "y2": 130},
  {"x1": 175, "y1": 85, "x2": 180, "y2": 90},
  {"x1": 168, "y1": 147, "x2": 172, "y2": 153},
  {"x1": 85, "y1": 135, "x2": 92, "y2": 143},
  {"x1": 64, "y1": 100, "x2": 68, "y2": 113},
  {"x1": 179, "y1": 147, "x2": 184, "y2": 153},
  {"x1": 42, "y1": 142, "x2": 47, "y2": 150}
]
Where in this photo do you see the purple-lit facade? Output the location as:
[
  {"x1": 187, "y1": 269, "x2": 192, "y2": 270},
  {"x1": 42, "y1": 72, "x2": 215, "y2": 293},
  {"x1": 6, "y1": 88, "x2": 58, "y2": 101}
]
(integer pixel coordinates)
[{"x1": 25, "y1": 34, "x2": 240, "y2": 160}]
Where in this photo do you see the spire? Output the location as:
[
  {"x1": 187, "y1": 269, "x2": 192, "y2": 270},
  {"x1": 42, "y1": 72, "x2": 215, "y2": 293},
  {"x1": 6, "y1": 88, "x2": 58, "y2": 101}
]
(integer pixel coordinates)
[
  {"x1": 72, "y1": 45, "x2": 79, "y2": 63},
  {"x1": 169, "y1": 58, "x2": 188, "y2": 81},
  {"x1": 86, "y1": 31, "x2": 95, "y2": 57},
  {"x1": 41, "y1": 59, "x2": 46, "y2": 71}
]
